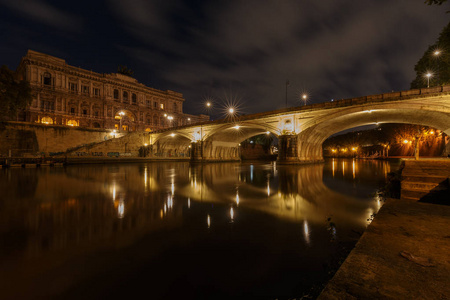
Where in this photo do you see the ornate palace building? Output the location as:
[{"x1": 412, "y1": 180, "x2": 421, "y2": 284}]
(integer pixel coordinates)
[{"x1": 16, "y1": 50, "x2": 208, "y2": 131}]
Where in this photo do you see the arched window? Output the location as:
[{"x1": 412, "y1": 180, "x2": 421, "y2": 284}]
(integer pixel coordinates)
[
  {"x1": 41, "y1": 117, "x2": 53, "y2": 124},
  {"x1": 67, "y1": 120, "x2": 78, "y2": 126},
  {"x1": 43, "y1": 72, "x2": 52, "y2": 86},
  {"x1": 132, "y1": 93, "x2": 137, "y2": 104},
  {"x1": 114, "y1": 89, "x2": 119, "y2": 100},
  {"x1": 123, "y1": 91, "x2": 129, "y2": 102}
]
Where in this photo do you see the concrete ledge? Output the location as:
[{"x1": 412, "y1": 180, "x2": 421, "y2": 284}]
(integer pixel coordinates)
[{"x1": 318, "y1": 198, "x2": 450, "y2": 299}]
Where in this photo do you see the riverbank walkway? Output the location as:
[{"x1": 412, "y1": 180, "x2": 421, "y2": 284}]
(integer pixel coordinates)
[{"x1": 318, "y1": 159, "x2": 450, "y2": 299}]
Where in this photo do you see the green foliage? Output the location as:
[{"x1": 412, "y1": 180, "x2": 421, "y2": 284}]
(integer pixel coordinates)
[
  {"x1": 411, "y1": 22, "x2": 450, "y2": 89},
  {"x1": 117, "y1": 65, "x2": 134, "y2": 77},
  {"x1": 0, "y1": 65, "x2": 32, "y2": 121},
  {"x1": 424, "y1": 0, "x2": 447, "y2": 5}
]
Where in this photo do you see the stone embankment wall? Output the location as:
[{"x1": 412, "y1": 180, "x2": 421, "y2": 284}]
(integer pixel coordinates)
[
  {"x1": 69, "y1": 132, "x2": 148, "y2": 156},
  {"x1": 0, "y1": 122, "x2": 113, "y2": 156}
]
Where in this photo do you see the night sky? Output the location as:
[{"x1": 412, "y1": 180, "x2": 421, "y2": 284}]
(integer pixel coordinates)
[{"x1": 0, "y1": 0, "x2": 448, "y2": 119}]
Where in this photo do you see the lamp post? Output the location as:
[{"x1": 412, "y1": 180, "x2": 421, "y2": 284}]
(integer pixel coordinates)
[
  {"x1": 302, "y1": 94, "x2": 307, "y2": 106},
  {"x1": 166, "y1": 115, "x2": 174, "y2": 127},
  {"x1": 119, "y1": 111, "x2": 125, "y2": 132},
  {"x1": 434, "y1": 50, "x2": 441, "y2": 86},
  {"x1": 425, "y1": 73, "x2": 432, "y2": 88},
  {"x1": 205, "y1": 101, "x2": 212, "y2": 120},
  {"x1": 285, "y1": 80, "x2": 290, "y2": 108}
]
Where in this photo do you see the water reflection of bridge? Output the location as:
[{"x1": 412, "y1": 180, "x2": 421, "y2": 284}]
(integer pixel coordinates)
[{"x1": 178, "y1": 161, "x2": 385, "y2": 227}]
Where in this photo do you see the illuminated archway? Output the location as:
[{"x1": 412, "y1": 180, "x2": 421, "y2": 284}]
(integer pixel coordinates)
[
  {"x1": 67, "y1": 119, "x2": 78, "y2": 127},
  {"x1": 41, "y1": 116, "x2": 53, "y2": 124}
]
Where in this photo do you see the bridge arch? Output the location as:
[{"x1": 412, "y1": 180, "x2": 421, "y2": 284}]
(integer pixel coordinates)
[
  {"x1": 294, "y1": 103, "x2": 450, "y2": 161},
  {"x1": 204, "y1": 122, "x2": 280, "y2": 143}
]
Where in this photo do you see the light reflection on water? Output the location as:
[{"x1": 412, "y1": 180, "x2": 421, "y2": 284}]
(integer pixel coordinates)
[{"x1": 0, "y1": 159, "x2": 398, "y2": 299}]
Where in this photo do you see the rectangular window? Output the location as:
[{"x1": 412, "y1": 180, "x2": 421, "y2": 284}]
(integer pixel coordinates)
[
  {"x1": 70, "y1": 107, "x2": 75, "y2": 114},
  {"x1": 154, "y1": 102, "x2": 157, "y2": 108},
  {"x1": 69, "y1": 82, "x2": 78, "y2": 93},
  {"x1": 160, "y1": 103, "x2": 164, "y2": 110},
  {"x1": 83, "y1": 109, "x2": 87, "y2": 115},
  {"x1": 82, "y1": 85, "x2": 90, "y2": 94},
  {"x1": 93, "y1": 87, "x2": 100, "y2": 96},
  {"x1": 146, "y1": 100, "x2": 150, "y2": 107},
  {"x1": 94, "y1": 111, "x2": 99, "y2": 117}
]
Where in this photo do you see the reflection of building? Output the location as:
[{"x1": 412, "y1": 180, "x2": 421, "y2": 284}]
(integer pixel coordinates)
[{"x1": 16, "y1": 50, "x2": 208, "y2": 131}]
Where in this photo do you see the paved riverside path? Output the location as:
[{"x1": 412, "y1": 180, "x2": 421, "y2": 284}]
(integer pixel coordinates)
[{"x1": 318, "y1": 198, "x2": 450, "y2": 299}]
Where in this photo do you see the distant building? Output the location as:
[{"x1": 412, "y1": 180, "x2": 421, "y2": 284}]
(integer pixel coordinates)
[{"x1": 15, "y1": 50, "x2": 208, "y2": 131}]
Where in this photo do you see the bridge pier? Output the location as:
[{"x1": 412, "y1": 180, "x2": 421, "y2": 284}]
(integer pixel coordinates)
[
  {"x1": 278, "y1": 135, "x2": 299, "y2": 163},
  {"x1": 278, "y1": 135, "x2": 324, "y2": 164},
  {"x1": 190, "y1": 141, "x2": 203, "y2": 162}
]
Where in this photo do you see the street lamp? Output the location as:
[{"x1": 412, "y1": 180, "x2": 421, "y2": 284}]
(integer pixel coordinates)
[
  {"x1": 166, "y1": 115, "x2": 174, "y2": 127},
  {"x1": 434, "y1": 50, "x2": 441, "y2": 86},
  {"x1": 425, "y1": 73, "x2": 432, "y2": 88},
  {"x1": 119, "y1": 111, "x2": 125, "y2": 132},
  {"x1": 302, "y1": 94, "x2": 307, "y2": 106}
]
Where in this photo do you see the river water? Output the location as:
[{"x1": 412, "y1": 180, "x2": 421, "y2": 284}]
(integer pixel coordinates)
[{"x1": 0, "y1": 159, "x2": 399, "y2": 299}]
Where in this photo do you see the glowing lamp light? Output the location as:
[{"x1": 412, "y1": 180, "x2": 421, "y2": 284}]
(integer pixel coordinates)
[
  {"x1": 228, "y1": 108, "x2": 235, "y2": 114},
  {"x1": 233, "y1": 125, "x2": 240, "y2": 130},
  {"x1": 403, "y1": 140, "x2": 409, "y2": 144},
  {"x1": 144, "y1": 143, "x2": 148, "y2": 146},
  {"x1": 430, "y1": 131, "x2": 434, "y2": 134},
  {"x1": 170, "y1": 133, "x2": 175, "y2": 137},
  {"x1": 266, "y1": 131, "x2": 270, "y2": 135}
]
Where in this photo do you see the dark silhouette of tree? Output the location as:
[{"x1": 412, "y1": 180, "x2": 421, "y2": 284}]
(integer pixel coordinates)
[
  {"x1": 425, "y1": 0, "x2": 447, "y2": 5},
  {"x1": 117, "y1": 65, "x2": 134, "y2": 77},
  {"x1": 0, "y1": 65, "x2": 32, "y2": 121},
  {"x1": 410, "y1": 22, "x2": 450, "y2": 89}
]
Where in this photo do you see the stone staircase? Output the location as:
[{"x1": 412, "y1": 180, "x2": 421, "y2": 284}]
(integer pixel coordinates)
[{"x1": 401, "y1": 160, "x2": 450, "y2": 203}]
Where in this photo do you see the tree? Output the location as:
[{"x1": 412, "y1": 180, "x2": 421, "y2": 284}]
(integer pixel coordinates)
[
  {"x1": 411, "y1": 22, "x2": 450, "y2": 89},
  {"x1": 0, "y1": 65, "x2": 32, "y2": 121},
  {"x1": 424, "y1": 0, "x2": 447, "y2": 5},
  {"x1": 117, "y1": 65, "x2": 134, "y2": 77}
]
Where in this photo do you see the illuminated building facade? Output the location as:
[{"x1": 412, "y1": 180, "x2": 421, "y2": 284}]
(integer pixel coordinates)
[{"x1": 16, "y1": 50, "x2": 208, "y2": 131}]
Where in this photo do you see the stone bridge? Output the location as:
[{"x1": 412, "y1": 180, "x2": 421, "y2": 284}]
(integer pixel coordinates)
[{"x1": 82, "y1": 85, "x2": 450, "y2": 163}]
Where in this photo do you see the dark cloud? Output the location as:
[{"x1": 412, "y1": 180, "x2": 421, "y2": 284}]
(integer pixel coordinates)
[
  {"x1": 1, "y1": 0, "x2": 448, "y2": 118},
  {"x1": 0, "y1": 0, "x2": 82, "y2": 32}
]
